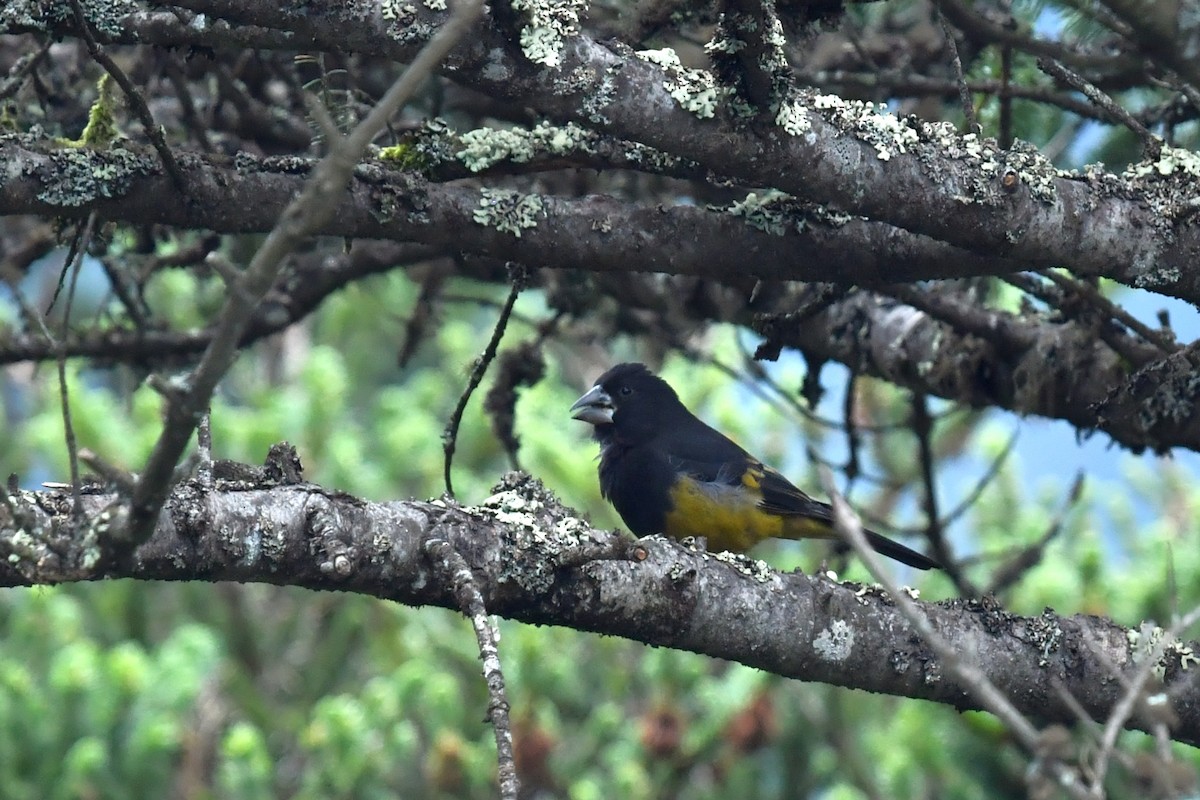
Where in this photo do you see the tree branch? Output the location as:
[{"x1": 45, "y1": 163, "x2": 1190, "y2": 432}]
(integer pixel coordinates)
[{"x1": 1, "y1": 464, "x2": 1198, "y2": 747}]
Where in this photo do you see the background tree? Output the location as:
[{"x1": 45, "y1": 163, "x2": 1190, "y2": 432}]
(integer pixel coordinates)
[{"x1": 2, "y1": 0, "x2": 1200, "y2": 797}]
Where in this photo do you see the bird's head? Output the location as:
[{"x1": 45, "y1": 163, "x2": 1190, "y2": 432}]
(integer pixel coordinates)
[{"x1": 569, "y1": 362, "x2": 683, "y2": 442}]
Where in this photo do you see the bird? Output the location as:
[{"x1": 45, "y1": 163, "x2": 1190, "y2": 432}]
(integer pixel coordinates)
[{"x1": 569, "y1": 362, "x2": 940, "y2": 570}]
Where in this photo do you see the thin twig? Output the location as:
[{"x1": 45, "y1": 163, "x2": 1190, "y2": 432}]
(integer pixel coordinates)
[
  {"x1": 842, "y1": 374, "x2": 861, "y2": 483},
  {"x1": 911, "y1": 393, "x2": 976, "y2": 595},
  {"x1": 1040, "y1": 270, "x2": 1179, "y2": 354},
  {"x1": 937, "y1": 9, "x2": 979, "y2": 134},
  {"x1": 1036, "y1": 57, "x2": 1157, "y2": 155},
  {"x1": 55, "y1": 214, "x2": 97, "y2": 527},
  {"x1": 68, "y1": 0, "x2": 188, "y2": 193},
  {"x1": 196, "y1": 409, "x2": 214, "y2": 488},
  {"x1": 0, "y1": 40, "x2": 51, "y2": 100},
  {"x1": 124, "y1": 0, "x2": 487, "y2": 550},
  {"x1": 998, "y1": 44, "x2": 1013, "y2": 148},
  {"x1": 78, "y1": 448, "x2": 137, "y2": 495},
  {"x1": 1002, "y1": 272, "x2": 1156, "y2": 367},
  {"x1": 819, "y1": 467, "x2": 1095, "y2": 800},
  {"x1": 443, "y1": 280, "x2": 522, "y2": 497},
  {"x1": 96, "y1": 256, "x2": 150, "y2": 329},
  {"x1": 987, "y1": 472, "x2": 1084, "y2": 594},
  {"x1": 424, "y1": 538, "x2": 519, "y2": 800},
  {"x1": 913, "y1": 426, "x2": 1018, "y2": 536},
  {"x1": 1089, "y1": 607, "x2": 1200, "y2": 794}
]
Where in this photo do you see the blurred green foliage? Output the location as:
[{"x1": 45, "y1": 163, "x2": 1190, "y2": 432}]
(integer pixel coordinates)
[
  {"x1": 5, "y1": 0, "x2": 1200, "y2": 789},
  {"x1": 4, "y1": 261, "x2": 1200, "y2": 799}
]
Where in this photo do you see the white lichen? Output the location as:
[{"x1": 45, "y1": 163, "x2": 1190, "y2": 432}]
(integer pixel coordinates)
[
  {"x1": 636, "y1": 48, "x2": 725, "y2": 119},
  {"x1": 457, "y1": 121, "x2": 594, "y2": 172},
  {"x1": 379, "y1": 0, "x2": 418, "y2": 21},
  {"x1": 1128, "y1": 623, "x2": 1200, "y2": 681},
  {"x1": 775, "y1": 94, "x2": 810, "y2": 135},
  {"x1": 473, "y1": 188, "x2": 545, "y2": 237},
  {"x1": 711, "y1": 550, "x2": 777, "y2": 583},
  {"x1": 814, "y1": 619, "x2": 854, "y2": 662},
  {"x1": 1128, "y1": 144, "x2": 1200, "y2": 179},
  {"x1": 727, "y1": 190, "x2": 791, "y2": 235},
  {"x1": 581, "y1": 67, "x2": 618, "y2": 125},
  {"x1": 510, "y1": 0, "x2": 586, "y2": 68}
]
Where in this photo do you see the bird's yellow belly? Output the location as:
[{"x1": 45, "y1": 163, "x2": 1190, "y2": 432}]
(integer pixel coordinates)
[{"x1": 663, "y1": 479, "x2": 833, "y2": 552}]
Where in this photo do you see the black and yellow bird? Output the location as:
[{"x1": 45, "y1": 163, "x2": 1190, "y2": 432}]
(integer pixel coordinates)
[{"x1": 570, "y1": 363, "x2": 940, "y2": 570}]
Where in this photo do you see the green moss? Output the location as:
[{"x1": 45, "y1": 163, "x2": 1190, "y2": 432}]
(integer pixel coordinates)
[{"x1": 378, "y1": 142, "x2": 427, "y2": 170}]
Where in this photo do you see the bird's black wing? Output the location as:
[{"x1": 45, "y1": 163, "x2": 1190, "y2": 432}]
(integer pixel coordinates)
[
  {"x1": 754, "y1": 466, "x2": 833, "y2": 519},
  {"x1": 653, "y1": 415, "x2": 756, "y2": 485}
]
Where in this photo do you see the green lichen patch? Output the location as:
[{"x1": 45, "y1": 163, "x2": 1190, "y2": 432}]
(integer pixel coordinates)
[
  {"x1": 813, "y1": 619, "x2": 854, "y2": 661},
  {"x1": 636, "y1": 48, "x2": 726, "y2": 119},
  {"x1": 706, "y1": 6, "x2": 792, "y2": 113},
  {"x1": 774, "y1": 92, "x2": 811, "y2": 135},
  {"x1": 378, "y1": 143, "x2": 426, "y2": 170},
  {"x1": 379, "y1": 0, "x2": 437, "y2": 44},
  {"x1": 807, "y1": 92, "x2": 921, "y2": 161},
  {"x1": 478, "y1": 471, "x2": 615, "y2": 595},
  {"x1": 727, "y1": 190, "x2": 794, "y2": 235},
  {"x1": 32, "y1": 146, "x2": 157, "y2": 208},
  {"x1": 578, "y1": 65, "x2": 618, "y2": 125},
  {"x1": 457, "y1": 121, "x2": 597, "y2": 172},
  {"x1": 510, "y1": 0, "x2": 587, "y2": 68},
  {"x1": 472, "y1": 187, "x2": 544, "y2": 236},
  {"x1": 722, "y1": 190, "x2": 853, "y2": 236},
  {"x1": 1128, "y1": 622, "x2": 1200, "y2": 681},
  {"x1": 914, "y1": 122, "x2": 1060, "y2": 205},
  {"x1": 1, "y1": 0, "x2": 135, "y2": 37},
  {"x1": 1122, "y1": 143, "x2": 1200, "y2": 223},
  {"x1": 1128, "y1": 144, "x2": 1200, "y2": 180}
]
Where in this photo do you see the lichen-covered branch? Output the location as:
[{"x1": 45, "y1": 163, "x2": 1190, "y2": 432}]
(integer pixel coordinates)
[
  {"x1": 0, "y1": 138, "x2": 1028, "y2": 287},
  {"x1": 1, "y1": 462, "x2": 1198, "y2": 746},
  {"x1": 13, "y1": 0, "x2": 1200, "y2": 301},
  {"x1": 754, "y1": 288, "x2": 1198, "y2": 453}
]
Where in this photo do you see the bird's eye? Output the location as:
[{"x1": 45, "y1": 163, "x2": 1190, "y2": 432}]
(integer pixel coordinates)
[{"x1": 619, "y1": 386, "x2": 633, "y2": 396}]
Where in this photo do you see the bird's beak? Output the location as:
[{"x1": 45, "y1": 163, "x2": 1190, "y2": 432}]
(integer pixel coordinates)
[{"x1": 570, "y1": 385, "x2": 614, "y2": 425}]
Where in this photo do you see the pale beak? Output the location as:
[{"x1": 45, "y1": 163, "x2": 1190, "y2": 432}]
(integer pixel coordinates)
[{"x1": 570, "y1": 385, "x2": 614, "y2": 425}]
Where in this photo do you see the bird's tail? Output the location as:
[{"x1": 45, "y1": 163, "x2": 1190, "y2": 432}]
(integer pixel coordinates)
[{"x1": 864, "y1": 530, "x2": 941, "y2": 571}]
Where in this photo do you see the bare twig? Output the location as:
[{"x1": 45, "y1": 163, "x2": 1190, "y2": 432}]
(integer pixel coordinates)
[
  {"x1": 842, "y1": 374, "x2": 861, "y2": 483},
  {"x1": 68, "y1": 0, "x2": 188, "y2": 192},
  {"x1": 78, "y1": 448, "x2": 137, "y2": 495},
  {"x1": 885, "y1": 284, "x2": 1035, "y2": 355},
  {"x1": 819, "y1": 467, "x2": 1095, "y2": 800},
  {"x1": 987, "y1": 472, "x2": 1084, "y2": 594},
  {"x1": 0, "y1": 40, "x2": 51, "y2": 100},
  {"x1": 916, "y1": 426, "x2": 1018, "y2": 536},
  {"x1": 911, "y1": 393, "x2": 976, "y2": 594},
  {"x1": 1036, "y1": 57, "x2": 1157, "y2": 154},
  {"x1": 443, "y1": 278, "x2": 522, "y2": 497},
  {"x1": 998, "y1": 44, "x2": 1013, "y2": 148},
  {"x1": 46, "y1": 214, "x2": 98, "y2": 528},
  {"x1": 937, "y1": 9, "x2": 979, "y2": 134},
  {"x1": 1089, "y1": 608, "x2": 1200, "y2": 795},
  {"x1": 196, "y1": 410, "x2": 214, "y2": 488},
  {"x1": 424, "y1": 538, "x2": 519, "y2": 800},
  {"x1": 124, "y1": 0, "x2": 487, "y2": 551},
  {"x1": 1040, "y1": 270, "x2": 1179, "y2": 354}
]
